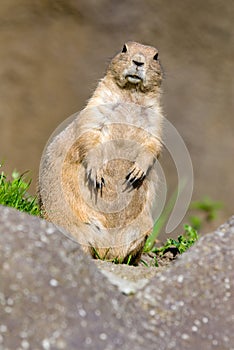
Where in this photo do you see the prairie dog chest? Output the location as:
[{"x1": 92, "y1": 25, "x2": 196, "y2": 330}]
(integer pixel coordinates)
[{"x1": 86, "y1": 102, "x2": 162, "y2": 142}]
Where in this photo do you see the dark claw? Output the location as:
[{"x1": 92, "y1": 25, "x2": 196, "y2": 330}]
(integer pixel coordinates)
[
  {"x1": 130, "y1": 174, "x2": 146, "y2": 189},
  {"x1": 95, "y1": 177, "x2": 105, "y2": 197},
  {"x1": 126, "y1": 169, "x2": 134, "y2": 181},
  {"x1": 129, "y1": 176, "x2": 136, "y2": 183},
  {"x1": 96, "y1": 182, "x2": 101, "y2": 189},
  {"x1": 96, "y1": 177, "x2": 105, "y2": 189},
  {"x1": 127, "y1": 169, "x2": 141, "y2": 185},
  {"x1": 126, "y1": 168, "x2": 139, "y2": 183}
]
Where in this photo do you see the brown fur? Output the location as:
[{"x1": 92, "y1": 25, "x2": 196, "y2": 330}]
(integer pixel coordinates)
[{"x1": 39, "y1": 42, "x2": 164, "y2": 264}]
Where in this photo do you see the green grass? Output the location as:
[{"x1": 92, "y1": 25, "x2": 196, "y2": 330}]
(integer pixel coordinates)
[
  {"x1": 142, "y1": 193, "x2": 222, "y2": 265},
  {"x1": 91, "y1": 245, "x2": 133, "y2": 265},
  {"x1": 0, "y1": 166, "x2": 40, "y2": 216},
  {"x1": 144, "y1": 191, "x2": 222, "y2": 252},
  {"x1": 152, "y1": 224, "x2": 199, "y2": 256}
]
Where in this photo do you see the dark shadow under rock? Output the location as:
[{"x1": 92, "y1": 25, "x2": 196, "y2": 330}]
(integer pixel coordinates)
[{"x1": 0, "y1": 206, "x2": 233, "y2": 350}]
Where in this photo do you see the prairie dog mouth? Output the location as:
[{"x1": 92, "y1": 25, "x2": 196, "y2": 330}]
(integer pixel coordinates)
[{"x1": 126, "y1": 75, "x2": 142, "y2": 84}]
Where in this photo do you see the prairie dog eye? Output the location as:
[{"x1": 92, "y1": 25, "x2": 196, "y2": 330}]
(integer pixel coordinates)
[
  {"x1": 153, "y1": 53, "x2": 159, "y2": 61},
  {"x1": 122, "y1": 44, "x2": 128, "y2": 53}
]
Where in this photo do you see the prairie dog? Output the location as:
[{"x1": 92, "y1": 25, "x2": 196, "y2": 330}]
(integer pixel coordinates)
[{"x1": 39, "y1": 41, "x2": 164, "y2": 264}]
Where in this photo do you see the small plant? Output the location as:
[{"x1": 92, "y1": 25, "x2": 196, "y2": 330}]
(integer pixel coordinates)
[
  {"x1": 144, "y1": 191, "x2": 223, "y2": 256},
  {"x1": 0, "y1": 165, "x2": 40, "y2": 216},
  {"x1": 90, "y1": 246, "x2": 124, "y2": 263},
  {"x1": 140, "y1": 259, "x2": 149, "y2": 267},
  {"x1": 152, "y1": 224, "x2": 199, "y2": 256},
  {"x1": 126, "y1": 255, "x2": 132, "y2": 265}
]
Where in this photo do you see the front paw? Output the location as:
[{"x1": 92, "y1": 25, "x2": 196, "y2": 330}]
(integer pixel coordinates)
[
  {"x1": 86, "y1": 164, "x2": 105, "y2": 191},
  {"x1": 126, "y1": 163, "x2": 146, "y2": 188}
]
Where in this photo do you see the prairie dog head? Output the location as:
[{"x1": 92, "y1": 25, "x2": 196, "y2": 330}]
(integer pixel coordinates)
[{"x1": 107, "y1": 41, "x2": 162, "y2": 93}]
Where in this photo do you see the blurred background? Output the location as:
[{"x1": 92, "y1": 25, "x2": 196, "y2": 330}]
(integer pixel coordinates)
[{"x1": 0, "y1": 0, "x2": 233, "y2": 232}]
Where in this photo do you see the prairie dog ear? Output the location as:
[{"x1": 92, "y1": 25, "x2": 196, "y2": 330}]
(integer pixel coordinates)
[{"x1": 121, "y1": 44, "x2": 128, "y2": 53}]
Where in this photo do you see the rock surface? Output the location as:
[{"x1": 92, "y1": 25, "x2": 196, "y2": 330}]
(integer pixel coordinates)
[
  {"x1": 135, "y1": 218, "x2": 234, "y2": 349},
  {"x1": 0, "y1": 205, "x2": 233, "y2": 350}
]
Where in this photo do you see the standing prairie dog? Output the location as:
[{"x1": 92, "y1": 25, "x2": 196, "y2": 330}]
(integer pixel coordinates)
[{"x1": 39, "y1": 41, "x2": 164, "y2": 264}]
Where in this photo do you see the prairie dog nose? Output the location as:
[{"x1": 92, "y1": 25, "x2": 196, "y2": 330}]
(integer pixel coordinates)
[{"x1": 132, "y1": 54, "x2": 145, "y2": 67}]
